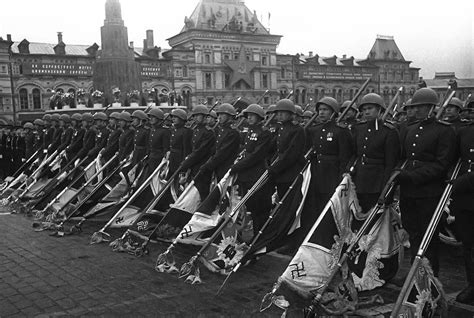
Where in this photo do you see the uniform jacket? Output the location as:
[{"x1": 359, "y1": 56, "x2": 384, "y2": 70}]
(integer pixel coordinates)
[
  {"x1": 147, "y1": 125, "x2": 171, "y2": 171},
  {"x1": 58, "y1": 127, "x2": 73, "y2": 152},
  {"x1": 87, "y1": 126, "x2": 110, "y2": 159},
  {"x1": 43, "y1": 126, "x2": 56, "y2": 151},
  {"x1": 168, "y1": 124, "x2": 192, "y2": 174},
  {"x1": 180, "y1": 123, "x2": 216, "y2": 174},
  {"x1": 353, "y1": 119, "x2": 400, "y2": 194},
  {"x1": 400, "y1": 117, "x2": 456, "y2": 198},
  {"x1": 309, "y1": 120, "x2": 353, "y2": 193},
  {"x1": 48, "y1": 127, "x2": 63, "y2": 154},
  {"x1": 131, "y1": 125, "x2": 150, "y2": 166},
  {"x1": 24, "y1": 131, "x2": 35, "y2": 159},
  {"x1": 269, "y1": 121, "x2": 306, "y2": 183},
  {"x1": 452, "y1": 123, "x2": 474, "y2": 208},
  {"x1": 201, "y1": 122, "x2": 241, "y2": 180},
  {"x1": 66, "y1": 127, "x2": 85, "y2": 158},
  {"x1": 118, "y1": 127, "x2": 134, "y2": 162},
  {"x1": 77, "y1": 127, "x2": 96, "y2": 159},
  {"x1": 33, "y1": 130, "x2": 43, "y2": 152},
  {"x1": 232, "y1": 124, "x2": 272, "y2": 183},
  {"x1": 101, "y1": 127, "x2": 122, "y2": 162}
]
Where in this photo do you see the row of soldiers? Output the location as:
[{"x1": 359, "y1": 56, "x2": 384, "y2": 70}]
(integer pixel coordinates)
[{"x1": 2, "y1": 87, "x2": 474, "y2": 304}]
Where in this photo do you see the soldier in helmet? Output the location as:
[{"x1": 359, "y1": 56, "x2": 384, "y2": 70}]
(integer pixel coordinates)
[
  {"x1": 41, "y1": 114, "x2": 55, "y2": 159},
  {"x1": 57, "y1": 114, "x2": 73, "y2": 153},
  {"x1": 117, "y1": 112, "x2": 135, "y2": 162},
  {"x1": 339, "y1": 100, "x2": 359, "y2": 130},
  {"x1": 396, "y1": 87, "x2": 456, "y2": 277},
  {"x1": 146, "y1": 108, "x2": 171, "y2": 174},
  {"x1": 65, "y1": 113, "x2": 85, "y2": 161},
  {"x1": 33, "y1": 119, "x2": 45, "y2": 154},
  {"x1": 179, "y1": 105, "x2": 216, "y2": 193},
  {"x1": 302, "y1": 97, "x2": 353, "y2": 238},
  {"x1": 23, "y1": 122, "x2": 35, "y2": 160},
  {"x1": 75, "y1": 113, "x2": 96, "y2": 161},
  {"x1": 100, "y1": 112, "x2": 122, "y2": 165},
  {"x1": 231, "y1": 104, "x2": 273, "y2": 236},
  {"x1": 195, "y1": 103, "x2": 240, "y2": 199},
  {"x1": 86, "y1": 112, "x2": 109, "y2": 161},
  {"x1": 443, "y1": 97, "x2": 469, "y2": 132},
  {"x1": 206, "y1": 110, "x2": 218, "y2": 135},
  {"x1": 48, "y1": 114, "x2": 63, "y2": 155},
  {"x1": 130, "y1": 110, "x2": 150, "y2": 169},
  {"x1": 352, "y1": 93, "x2": 400, "y2": 214},
  {"x1": 168, "y1": 109, "x2": 192, "y2": 176},
  {"x1": 294, "y1": 105, "x2": 304, "y2": 125}
]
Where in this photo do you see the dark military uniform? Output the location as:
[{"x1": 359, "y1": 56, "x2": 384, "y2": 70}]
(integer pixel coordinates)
[
  {"x1": 42, "y1": 126, "x2": 56, "y2": 158},
  {"x1": 4, "y1": 132, "x2": 13, "y2": 175},
  {"x1": 117, "y1": 127, "x2": 134, "y2": 162},
  {"x1": 76, "y1": 127, "x2": 96, "y2": 160},
  {"x1": 232, "y1": 123, "x2": 273, "y2": 235},
  {"x1": 168, "y1": 123, "x2": 192, "y2": 176},
  {"x1": 87, "y1": 126, "x2": 109, "y2": 160},
  {"x1": 180, "y1": 123, "x2": 215, "y2": 178},
  {"x1": 398, "y1": 117, "x2": 456, "y2": 275},
  {"x1": 0, "y1": 131, "x2": 5, "y2": 178},
  {"x1": 24, "y1": 130, "x2": 36, "y2": 159},
  {"x1": 33, "y1": 129, "x2": 43, "y2": 153},
  {"x1": 57, "y1": 127, "x2": 73, "y2": 153},
  {"x1": 131, "y1": 125, "x2": 150, "y2": 167},
  {"x1": 66, "y1": 127, "x2": 85, "y2": 161},
  {"x1": 146, "y1": 124, "x2": 171, "y2": 174},
  {"x1": 353, "y1": 119, "x2": 400, "y2": 212},
  {"x1": 447, "y1": 117, "x2": 470, "y2": 133},
  {"x1": 48, "y1": 126, "x2": 64, "y2": 155},
  {"x1": 195, "y1": 122, "x2": 239, "y2": 199},
  {"x1": 101, "y1": 126, "x2": 122, "y2": 163}
]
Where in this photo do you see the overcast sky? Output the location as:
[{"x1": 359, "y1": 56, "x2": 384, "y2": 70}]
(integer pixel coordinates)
[{"x1": 1, "y1": 0, "x2": 472, "y2": 78}]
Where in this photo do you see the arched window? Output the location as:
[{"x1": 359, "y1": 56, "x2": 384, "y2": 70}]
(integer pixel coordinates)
[
  {"x1": 19, "y1": 88, "x2": 28, "y2": 110},
  {"x1": 183, "y1": 65, "x2": 188, "y2": 78},
  {"x1": 32, "y1": 88, "x2": 41, "y2": 109}
]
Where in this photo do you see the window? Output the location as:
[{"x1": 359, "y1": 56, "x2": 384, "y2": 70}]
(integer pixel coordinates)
[
  {"x1": 246, "y1": 55, "x2": 251, "y2": 61},
  {"x1": 332, "y1": 89, "x2": 337, "y2": 98},
  {"x1": 262, "y1": 74, "x2": 268, "y2": 89},
  {"x1": 263, "y1": 96, "x2": 269, "y2": 104},
  {"x1": 32, "y1": 88, "x2": 41, "y2": 109},
  {"x1": 0, "y1": 65, "x2": 6, "y2": 74},
  {"x1": 281, "y1": 67, "x2": 285, "y2": 79},
  {"x1": 224, "y1": 73, "x2": 230, "y2": 88},
  {"x1": 0, "y1": 96, "x2": 3, "y2": 109},
  {"x1": 19, "y1": 88, "x2": 28, "y2": 110},
  {"x1": 234, "y1": 54, "x2": 239, "y2": 60},
  {"x1": 262, "y1": 56, "x2": 267, "y2": 66},
  {"x1": 224, "y1": 54, "x2": 230, "y2": 60},
  {"x1": 183, "y1": 65, "x2": 188, "y2": 77},
  {"x1": 205, "y1": 54, "x2": 211, "y2": 64},
  {"x1": 205, "y1": 73, "x2": 212, "y2": 89}
]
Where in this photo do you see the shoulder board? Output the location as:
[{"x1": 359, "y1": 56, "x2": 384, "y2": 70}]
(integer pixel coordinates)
[
  {"x1": 460, "y1": 119, "x2": 471, "y2": 123},
  {"x1": 407, "y1": 120, "x2": 420, "y2": 126},
  {"x1": 355, "y1": 120, "x2": 367, "y2": 125},
  {"x1": 437, "y1": 120, "x2": 451, "y2": 126},
  {"x1": 336, "y1": 122, "x2": 348, "y2": 129},
  {"x1": 383, "y1": 122, "x2": 396, "y2": 129}
]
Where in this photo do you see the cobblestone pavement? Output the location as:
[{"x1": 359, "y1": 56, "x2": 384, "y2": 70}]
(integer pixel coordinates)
[{"x1": 1, "y1": 210, "x2": 474, "y2": 317}]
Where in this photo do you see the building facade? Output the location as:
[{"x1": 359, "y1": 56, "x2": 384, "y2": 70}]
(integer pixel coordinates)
[{"x1": 0, "y1": 0, "x2": 422, "y2": 124}]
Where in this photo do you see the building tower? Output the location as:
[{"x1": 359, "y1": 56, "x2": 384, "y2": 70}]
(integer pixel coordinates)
[{"x1": 93, "y1": 0, "x2": 140, "y2": 102}]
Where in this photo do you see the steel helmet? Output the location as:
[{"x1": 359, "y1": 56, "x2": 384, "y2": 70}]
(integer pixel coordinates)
[
  {"x1": 109, "y1": 112, "x2": 122, "y2": 120},
  {"x1": 316, "y1": 97, "x2": 340, "y2": 113},
  {"x1": 82, "y1": 112, "x2": 94, "y2": 122},
  {"x1": 410, "y1": 88, "x2": 439, "y2": 107},
  {"x1": 131, "y1": 110, "x2": 149, "y2": 121},
  {"x1": 243, "y1": 104, "x2": 265, "y2": 119},
  {"x1": 216, "y1": 103, "x2": 237, "y2": 116},
  {"x1": 42, "y1": 114, "x2": 52, "y2": 121},
  {"x1": 71, "y1": 113, "x2": 82, "y2": 122},
  {"x1": 340, "y1": 100, "x2": 357, "y2": 112},
  {"x1": 294, "y1": 105, "x2": 304, "y2": 117},
  {"x1": 148, "y1": 107, "x2": 165, "y2": 120},
  {"x1": 303, "y1": 110, "x2": 314, "y2": 118},
  {"x1": 359, "y1": 93, "x2": 385, "y2": 111},
  {"x1": 33, "y1": 119, "x2": 44, "y2": 126},
  {"x1": 51, "y1": 114, "x2": 61, "y2": 122},
  {"x1": 59, "y1": 114, "x2": 70, "y2": 123},
  {"x1": 266, "y1": 105, "x2": 276, "y2": 114},
  {"x1": 93, "y1": 112, "x2": 108, "y2": 121},
  {"x1": 274, "y1": 99, "x2": 296, "y2": 114},
  {"x1": 447, "y1": 97, "x2": 463, "y2": 110},
  {"x1": 119, "y1": 112, "x2": 132, "y2": 122},
  {"x1": 23, "y1": 122, "x2": 34, "y2": 130},
  {"x1": 402, "y1": 99, "x2": 413, "y2": 110},
  {"x1": 191, "y1": 105, "x2": 209, "y2": 116},
  {"x1": 208, "y1": 110, "x2": 217, "y2": 119},
  {"x1": 170, "y1": 109, "x2": 187, "y2": 121}
]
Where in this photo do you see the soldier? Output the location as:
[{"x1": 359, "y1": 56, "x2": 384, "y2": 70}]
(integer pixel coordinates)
[
  {"x1": 146, "y1": 108, "x2": 171, "y2": 174},
  {"x1": 75, "y1": 113, "x2": 96, "y2": 161},
  {"x1": 23, "y1": 122, "x2": 35, "y2": 160},
  {"x1": 48, "y1": 114, "x2": 63, "y2": 155},
  {"x1": 352, "y1": 93, "x2": 400, "y2": 213},
  {"x1": 196, "y1": 103, "x2": 240, "y2": 200},
  {"x1": 267, "y1": 99, "x2": 306, "y2": 198},
  {"x1": 168, "y1": 109, "x2": 192, "y2": 176},
  {"x1": 117, "y1": 112, "x2": 134, "y2": 162},
  {"x1": 396, "y1": 88, "x2": 456, "y2": 276},
  {"x1": 303, "y1": 97, "x2": 353, "y2": 235},
  {"x1": 57, "y1": 114, "x2": 73, "y2": 153},
  {"x1": 100, "y1": 112, "x2": 122, "y2": 165},
  {"x1": 443, "y1": 97, "x2": 469, "y2": 131},
  {"x1": 130, "y1": 110, "x2": 150, "y2": 169},
  {"x1": 451, "y1": 120, "x2": 474, "y2": 304},
  {"x1": 41, "y1": 114, "x2": 55, "y2": 158},
  {"x1": 65, "y1": 113, "x2": 85, "y2": 161},
  {"x1": 86, "y1": 112, "x2": 109, "y2": 161},
  {"x1": 179, "y1": 105, "x2": 216, "y2": 194},
  {"x1": 0, "y1": 126, "x2": 4, "y2": 178},
  {"x1": 339, "y1": 100, "x2": 359, "y2": 130},
  {"x1": 206, "y1": 110, "x2": 218, "y2": 134},
  {"x1": 230, "y1": 104, "x2": 272, "y2": 236},
  {"x1": 294, "y1": 105, "x2": 304, "y2": 125},
  {"x1": 32, "y1": 119, "x2": 44, "y2": 154}
]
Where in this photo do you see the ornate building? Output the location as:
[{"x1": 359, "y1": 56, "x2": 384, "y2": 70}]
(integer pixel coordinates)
[{"x1": 0, "y1": 0, "x2": 422, "y2": 124}]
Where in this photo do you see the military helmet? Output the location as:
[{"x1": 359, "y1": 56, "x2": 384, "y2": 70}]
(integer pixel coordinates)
[
  {"x1": 148, "y1": 107, "x2": 165, "y2": 120},
  {"x1": 93, "y1": 112, "x2": 108, "y2": 121},
  {"x1": 59, "y1": 114, "x2": 70, "y2": 123},
  {"x1": 71, "y1": 113, "x2": 82, "y2": 122},
  {"x1": 109, "y1": 112, "x2": 122, "y2": 120},
  {"x1": 447, "y1": 97, "x2": 463, "y2": 110},
  {"x1": 303, "y1": 110, "x2": 314, "y2": 118},
  {"x1": 266, "y1": 105, "x2": 276, "y2": 114},
  {"x1": 403, "y1": 98, "x2": 413, "y2": 110},
  {"x1": 274, "y1": 99, "x2": 296, "y2": 114},
  {"x1": 42, "y1": 114, "x2": 52, "y2": 121},
  {"x1": 243, "y1": 104, "x2": 265, "y2": 119},
  {"x1": 410, "y1": 88, "x2": 439, "y2": 107},
  {"x1": 131, "y1": 110, "x2": 149, "y2": 121},
  {"x1": 359, "y1": 93, "x2": 385, "y2": 110},
  {"x1": 119, "y1": 112, "x2": 132, "y2": 122},
  {"x1": 340, "y1": 100, "x2": 357, "y2": 112},
  {"x1": 191, "y1": 105, "x2": 209, "y2": 116},
  {"x1": 208, "y1": 110, "x2": 217, "y2": 119},
  {"x1": 170, "y1": 109, "x2": 187, "y2": 121},
  {"x1": 33, "y1": 119, "x2": 44, "y2": 126},
  {"x1": 294, "y1": 105, "x2": 304, "y2": 117},
  {"x1": 23, "y1": 122, "x2": 34, "y2": 130},
  {"x1": 51, "y1": 114, "x2": 61, "y2": 122},
  {"x1": 82, "y1": 112, "x2": 94, "y2": 122},
  {"x1": 316, "y1": 97, "x2": 340, "y2": 113},
  {"x1": 216, "y1": 103, "x2": 237, "y2": 116}
]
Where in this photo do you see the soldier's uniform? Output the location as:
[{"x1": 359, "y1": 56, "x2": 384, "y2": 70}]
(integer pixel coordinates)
[
  {"x1": 4, "y1": 129, "x2": 13, "y2": 175},
  {"x1": 168, "y1": 109, "x2": 192, "y2": 176},
  {"x1": 42, "y1": 115, "x2": 56, "y2": 158},
  {"x1": 451, "y1": 122, "x2": 474, "y2": 303},
  {"x1": 48, "y1": 114, "x2": 64, "y2": 155},
  {"x1": 87, "y1": 115, "x2": 110, "y2": 160},
  {"x1": 231, "y1": 104, "x2": 273, "y2": 235},
  {"x1": 196, "y1": 103, "x2": 240, "y2": 200},
  {"x1": 117, "y1": 120, "x2": 134, "y2": 163},
  {"x1": 146, "y1": 108, "x2": 171, "y2": 174},
  {"x1": 130, "y1": 110, "x2": 150, "y2": 168},
  {"x1": 24, "y1": 124, "x2": 36, "y2": 160},
  {"x1": 57, "y1": 119, "x2": 74, "y2": 153},
  {"x1": 76, "y1": 113, "x2": 96, "y2": 161},
  {"x1": 397, "y1": 88, "x2": 456, "y2": 276},
  {"x1": 101, "y1": 113, "x2": 122, "y2": 164},
  {"x1": 65, "y1": 114, "x2": 85, "y2": 161}
]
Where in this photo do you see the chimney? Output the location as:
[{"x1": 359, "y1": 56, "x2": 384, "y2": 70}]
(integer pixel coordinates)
[
  {"x1": 343, "y1": 54, "x2": 347, "y2": 59},
  {"x1": 57, "y1": 32, "x2": 63, "y2": 43},
  {"x1": 7, "y1": 34, "x2": 12, "y2": 42},
  {"x1": 146, "y1": 30, "x2": 154, "y2": 49},
  {"x1": 143, "y1": 39, "x2": 147, "y2": 51},
  {"x1": 130, "y1": 41, "x2": 134, "y2": 49},
  {"x1": 309, "y1": 51, "x2": 313, "y2": 57}
]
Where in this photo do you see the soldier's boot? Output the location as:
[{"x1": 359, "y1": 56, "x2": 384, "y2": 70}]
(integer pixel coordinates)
[{"x1": 456, "y1": 246, "x2": 474, "y2": 304}]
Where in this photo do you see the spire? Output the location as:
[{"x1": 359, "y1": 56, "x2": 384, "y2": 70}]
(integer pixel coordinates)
[{"x1": 105, "y1": 0, "x2": 123, "y2": 25}]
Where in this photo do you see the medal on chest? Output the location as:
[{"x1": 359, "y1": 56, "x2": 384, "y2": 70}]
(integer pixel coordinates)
[{"x1": 326, "y1": 132, "x2": 333, "y2": 142}]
